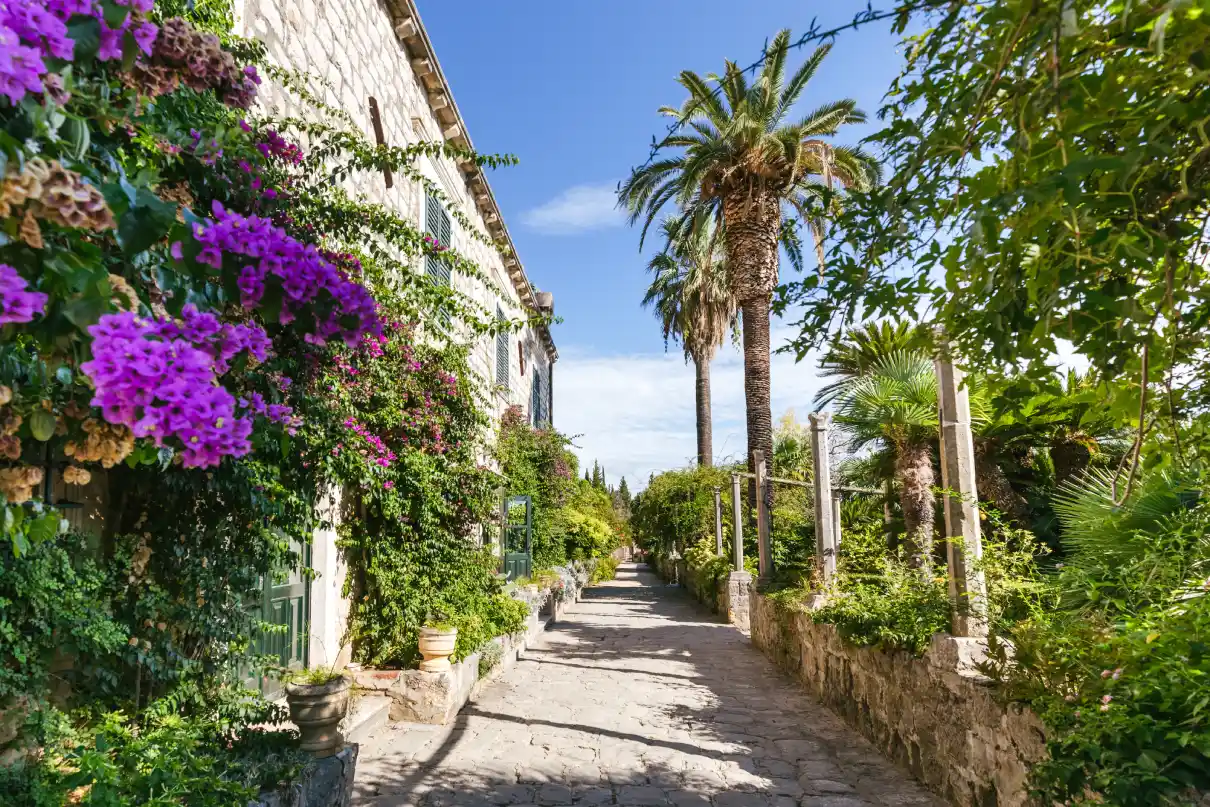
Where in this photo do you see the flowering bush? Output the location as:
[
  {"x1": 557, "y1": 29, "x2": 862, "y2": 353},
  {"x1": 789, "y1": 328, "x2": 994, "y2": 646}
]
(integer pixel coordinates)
[{"x1": 0, "y1": 0, "x2": 534, "y2": 797}]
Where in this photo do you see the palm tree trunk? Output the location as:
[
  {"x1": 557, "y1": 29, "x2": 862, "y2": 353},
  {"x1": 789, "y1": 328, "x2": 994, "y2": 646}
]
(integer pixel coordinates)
[
  {"x1": 720, "y1": 190, "x2": 780, "y2": 517},
  {"x1": 693, "y1": 354, "x2": 713, "y2": 467},
  {"x1": 895, "y1": 441, "x2": 935, "y2": 574},
  {"x1": 974, "y1": 440, "x2": 1028, "y2": 524},
  {"x1": 1051, "y1": 439, "x2": 1092, "y2": 487},
  {"x1": 740, "y1": 296, "x2": 774, "y2": 507}
]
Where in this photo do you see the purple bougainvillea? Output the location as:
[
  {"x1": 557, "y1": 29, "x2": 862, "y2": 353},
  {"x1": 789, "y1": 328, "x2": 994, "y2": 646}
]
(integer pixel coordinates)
[
  {"x1": 0, "y1": 0, "x2": 158, "y2": 104},
  {"x1": 188, "y1": 201, "x2": 380, "y2": 346},
  {"x1": 80, "y1": 308, "x2": 291, "y2": 468},
  {"x1": 0, "y1": 264, "x2": 47, "y2": 324}
]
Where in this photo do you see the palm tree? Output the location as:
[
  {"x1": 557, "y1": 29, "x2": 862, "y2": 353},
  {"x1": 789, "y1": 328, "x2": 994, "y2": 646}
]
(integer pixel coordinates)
[
  {"x1": 815, "y1": 321, "x2": 927, "y2": 407},
  {"x1": 831, "y1": 350, "x2": 940, "y2": 571},
  {"x1": 620, "y1": 31, "x2": 879, "y2": 492},
  {"x1": 643, "y1": 214, "x2": 737, "y2": 467}
]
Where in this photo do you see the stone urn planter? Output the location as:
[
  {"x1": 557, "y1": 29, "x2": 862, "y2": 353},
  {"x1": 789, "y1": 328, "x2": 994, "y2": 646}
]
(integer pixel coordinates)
[
  {"x1": 284, "y1": 674, "x2": 350, "y2": 757},
  {"x1": 418, "y1": 626, "x2": 458, "y2": 672}
]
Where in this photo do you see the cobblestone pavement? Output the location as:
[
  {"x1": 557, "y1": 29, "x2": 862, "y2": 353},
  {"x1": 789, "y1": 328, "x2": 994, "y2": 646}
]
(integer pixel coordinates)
[{"x1": 353, "y1": 564, "x2": 940, "y2": 807}]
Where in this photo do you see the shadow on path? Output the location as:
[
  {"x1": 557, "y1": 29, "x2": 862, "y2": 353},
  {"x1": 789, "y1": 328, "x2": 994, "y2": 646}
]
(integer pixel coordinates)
[{"x1": 352, "y1": 564, "x2": 939, "y2": 807}]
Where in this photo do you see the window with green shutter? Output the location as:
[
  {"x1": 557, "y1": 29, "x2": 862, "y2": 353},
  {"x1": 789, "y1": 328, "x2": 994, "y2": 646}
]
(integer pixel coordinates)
[
  {"x1": 531, "y1": 369, "x2": 544, "y2": 426},
  {"x1": 495, "y1": 307, "x2": 509, "y2": 389},
  {"x1": 424, "y1": 192, "x2": 452, "y2": 287}
]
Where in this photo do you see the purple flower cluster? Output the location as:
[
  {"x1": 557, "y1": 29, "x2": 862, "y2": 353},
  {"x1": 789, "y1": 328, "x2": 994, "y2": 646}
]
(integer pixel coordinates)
[
  {"x1": 0, "y1": 263, "x2": 47, "y2": 324},
  {"x1": 162, "y1": 304, "x2": 272, "y2": 373},
  {"x1": 188, "y1": 201, "x2": 380, "y2": 345},
  {"x1": 343, "y1": 417, "x2": 396, "y2": 468},
  {"x1": 96, "y1": 0, "x2": 157, "y2": 61},
  {"x1": 240, "y1": 391, "x2": 300, "y2": 435},
  {"x1": 81, "y1": 311, "x2": 257, "y2": 467},
  {"x1": 0, "y1": 0, "x2": 157, "y2": 104},
  {"x1": 80, "y1": 307, "x2": 284, "y2": 468},
  {"x1": 257, "y1": 129, "x2": 304, "y2": 165}
]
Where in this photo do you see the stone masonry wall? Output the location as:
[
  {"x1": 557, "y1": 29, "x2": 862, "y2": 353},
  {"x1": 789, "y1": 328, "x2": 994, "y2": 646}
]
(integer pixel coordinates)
[
  {"x1": 652, "y1": 556, "x2": 723, "y2": 611},
  {"x1": 749, "y1": 591, "x2": 1046, "y2": 807},
  {"x1": 233, "y1": 0, "x2": 551, "y2": 428}
]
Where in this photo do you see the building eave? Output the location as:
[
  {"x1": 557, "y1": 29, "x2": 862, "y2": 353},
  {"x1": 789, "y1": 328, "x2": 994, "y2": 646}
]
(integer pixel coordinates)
[{"x1": 384, "y1": 0, "x2": 558, "y2": 363}]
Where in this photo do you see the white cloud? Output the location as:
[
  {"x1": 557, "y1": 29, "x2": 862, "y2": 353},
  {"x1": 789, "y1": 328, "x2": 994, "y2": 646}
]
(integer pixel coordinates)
[
  {"x1": 520, "y1": 184, "x2": 625, "y2": 234},
  {"x1": 553, "y1": 325, "x2": 824, "y2": 490}
]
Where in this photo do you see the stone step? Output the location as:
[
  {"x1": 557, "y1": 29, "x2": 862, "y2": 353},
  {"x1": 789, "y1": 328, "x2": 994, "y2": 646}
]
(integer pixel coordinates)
[{"x1": 342, "y1": 693, "x2": 391, "y2": 745}]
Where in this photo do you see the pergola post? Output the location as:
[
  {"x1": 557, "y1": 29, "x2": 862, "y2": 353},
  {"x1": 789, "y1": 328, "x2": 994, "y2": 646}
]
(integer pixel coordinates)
[
  {"x1": 753, "y1": 450, "x2": 772, "y2": 581},
  {"x1": 713, "y1": 487, "x2": 724, "y2": 556},
  {"x1": 935, "y1": 341, "x2": 988, "y2": 638},
  {"x1": 831, "y1": 490, "x2": 843, "y2": 554},
  {"x1": 730, "y1": 473, "x2": 744, "y2": 572},
  {"x1": 809, "y1": 412, "x2": 838, "y2": 584}
]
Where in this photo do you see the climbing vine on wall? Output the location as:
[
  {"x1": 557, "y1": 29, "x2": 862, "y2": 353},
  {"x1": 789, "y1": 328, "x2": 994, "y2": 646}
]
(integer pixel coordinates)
[{"x1": 0, "y1": 0, "x2": 539, "y2": 800}]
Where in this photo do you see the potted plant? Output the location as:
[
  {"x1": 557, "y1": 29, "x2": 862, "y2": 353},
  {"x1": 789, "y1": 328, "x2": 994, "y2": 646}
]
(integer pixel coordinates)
[
  {"x1": 418, "y1": 611, "x2": 458, "y2": 672},
  {"x1": 283, "y1": 666, "x2": 351, "y2": 757}
]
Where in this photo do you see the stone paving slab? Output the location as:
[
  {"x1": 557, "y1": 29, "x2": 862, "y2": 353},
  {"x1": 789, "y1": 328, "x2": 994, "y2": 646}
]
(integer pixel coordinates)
[{"x1": 352, "y1": 564, "x2": 940, "y2": 807}]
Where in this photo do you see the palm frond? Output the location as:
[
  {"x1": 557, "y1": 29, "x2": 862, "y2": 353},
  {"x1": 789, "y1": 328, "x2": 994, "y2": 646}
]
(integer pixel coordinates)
[{"x1": 777, "y1": 43, "x2": 831, "y2": 122}]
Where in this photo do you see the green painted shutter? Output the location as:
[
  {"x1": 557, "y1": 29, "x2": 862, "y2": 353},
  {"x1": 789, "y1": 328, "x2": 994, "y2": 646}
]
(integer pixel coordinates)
[
  {"x1": 495, "y1": 308, "x2": 509, "y2": 389},
  {"x1": 425, "y1": 192, "x2": 452, "y2": 287},
  {"x1": 531, "y1": 368, "x2": 547, "y2": 425}
]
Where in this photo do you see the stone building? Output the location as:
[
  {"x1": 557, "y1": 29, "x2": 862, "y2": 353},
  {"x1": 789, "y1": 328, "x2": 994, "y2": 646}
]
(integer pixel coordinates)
[
  {"x1": 231, "y1": 0, "x2": 557, "y2": 671},
  {"x1": 234, "y1": 0, "x2": 557, "y2": 428}
]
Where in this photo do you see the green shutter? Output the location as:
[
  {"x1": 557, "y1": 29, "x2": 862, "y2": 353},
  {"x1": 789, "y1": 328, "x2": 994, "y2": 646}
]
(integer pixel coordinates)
[
  {"x1": 496, "y1": 308, "x2": 509, "y2": 389},
  {"x1": 425, "y1": 192, "x2": 452, "y2": 288}
]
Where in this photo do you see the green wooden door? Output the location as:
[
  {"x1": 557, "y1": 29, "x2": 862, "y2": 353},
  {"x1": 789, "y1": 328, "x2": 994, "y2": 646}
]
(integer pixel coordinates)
[
  {"x1": 502, "y1": 495, "x2": 533, "y2": 582},
  {"x1": 252, "y1": 539, "x2": 310, "y2": 700}
]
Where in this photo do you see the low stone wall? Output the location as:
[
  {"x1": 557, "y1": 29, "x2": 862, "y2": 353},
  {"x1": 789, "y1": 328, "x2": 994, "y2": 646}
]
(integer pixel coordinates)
[
  {"x1": 749, "y1": 590, "x2": 1046, "y2": 807},
  {"x1": 353, "y1": 582, "x2": 582, "y2": 725},
  {"x1": 652, "y1": 555, "x2": 750, "y2": 630}
]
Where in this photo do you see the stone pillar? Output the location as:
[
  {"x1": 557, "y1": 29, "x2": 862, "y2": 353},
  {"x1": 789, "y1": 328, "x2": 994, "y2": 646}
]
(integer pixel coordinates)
[
  {"x1": 753, "y1": 450, "x2": 772, "y2": 580},
  {"x1": 935, "y1": 343, "x2": 988, "y2": 638},
  {"x1": 725, "y1": 474, "x2": 753, "y2": 630},
  {"x1": 714, "y1": 487, "x2": 724, "y2": 556},
  {"x1": 730, "y1": 472, "x2": 744, "y2": 572},
  {"x1": 725, "y1": 570, "x2": 752, "y2": 632},
  {"x1": 809, "y1": 413, "x2": 837, "y2": 583}
]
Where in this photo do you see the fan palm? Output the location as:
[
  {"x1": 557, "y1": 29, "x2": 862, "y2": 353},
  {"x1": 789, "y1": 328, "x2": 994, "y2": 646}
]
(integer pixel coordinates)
[
  {"x1": 1052, "y1": 467, "x2": 1207, "y2": 613},
  {"x1": 643, "y1": 214, "x2": 737, "y2": 467},
  {"x1": 621, "y1": 31, "x2": 879, "y2": 491},
  {"x1": 832, "y1": 351, "x2": 940, "y2": 570}
]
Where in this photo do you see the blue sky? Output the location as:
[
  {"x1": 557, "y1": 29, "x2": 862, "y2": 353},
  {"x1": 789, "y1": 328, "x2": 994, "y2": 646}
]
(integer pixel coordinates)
[{"x1": 417, "y1": 2, "x2": 907, "y2": 488}]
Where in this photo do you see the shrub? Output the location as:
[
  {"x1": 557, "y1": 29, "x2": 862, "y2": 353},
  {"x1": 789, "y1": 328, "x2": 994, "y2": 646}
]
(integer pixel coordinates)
[
  {"x1": 590, "y1": 556, "x2": 620, "y2": 584},
  {"x1": 811, "y1": 561, "x2": 951, "y2": 655}
]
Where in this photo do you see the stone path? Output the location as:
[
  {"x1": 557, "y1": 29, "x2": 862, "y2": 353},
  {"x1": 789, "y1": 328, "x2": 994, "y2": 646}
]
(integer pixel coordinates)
[{"x1": 353, "y1": 564, "x2": 940, "y2": 807}]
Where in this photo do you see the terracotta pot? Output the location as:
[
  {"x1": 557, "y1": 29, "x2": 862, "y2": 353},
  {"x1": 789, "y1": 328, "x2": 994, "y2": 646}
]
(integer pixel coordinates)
[
  {"x1": 418, "y1": 626, "x2": 458, "y2": 672},
  {"x1": 284, "y1": 675, "x2": 350, "y2": 757}
]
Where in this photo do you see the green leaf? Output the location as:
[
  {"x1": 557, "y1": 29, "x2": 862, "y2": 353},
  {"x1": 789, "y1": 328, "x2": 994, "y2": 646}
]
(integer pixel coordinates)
[
  {"x1": 63, "y1": 295, "x2": 108, "y2": 331},
  {"x1": 117, "y1": 189, "x2": 178, "y2": 255},
  {"x1": 63, "y1": 118, "x2": 90, "y2": 160},
  {"x1": 27, "y1": 512, "x2": 60, "y2": 545},
  {"x1": 65, "y1": 17, "x2": 102, "y2": 64},
  {"x1": 29, "y1": 411, "x2": 57, "y2": 442},
  {"x1": 100, "y1": 0, "x2": 130, "y2": 29}
]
